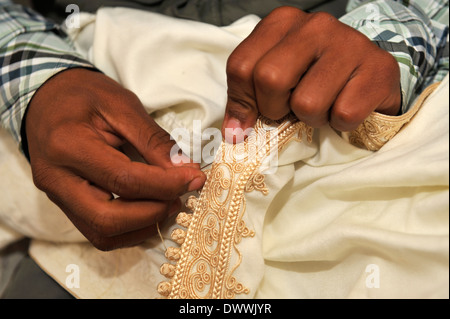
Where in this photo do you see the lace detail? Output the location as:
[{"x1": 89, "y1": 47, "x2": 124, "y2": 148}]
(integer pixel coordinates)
[
  {"x1": 157, "y1": 114, "x2": 312, "y2": 299},
  {"x1": 346, "y1": 82, "x2": 441, "y2": 151}
]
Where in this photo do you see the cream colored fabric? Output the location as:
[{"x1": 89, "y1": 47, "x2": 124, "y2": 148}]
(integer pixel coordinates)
[
  {"x1": 258, "y1": 78, "x2": 449, "y2": 298},
  {"x1": 0, "y1": 8, "x2": 448, "y2": 298},
  {"x1": 0, "y1": 128, "x2": 86, "y2": 247}
]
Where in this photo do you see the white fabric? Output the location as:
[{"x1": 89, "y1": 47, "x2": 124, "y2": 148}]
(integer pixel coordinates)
[
  {"x1": 0, "y1": 7, "x2": 448, "y2": 299},
  {"x1": 0, "y1": 128, "x2": 86, "y2": 247}
]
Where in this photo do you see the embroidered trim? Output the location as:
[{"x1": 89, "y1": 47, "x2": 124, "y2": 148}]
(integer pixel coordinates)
[
  {"x1": 346, "y1": 82, "x2": 441, "y2": 151},
  {"x1": 157, "y1": 114, "x2": 312, "y2": 299}
]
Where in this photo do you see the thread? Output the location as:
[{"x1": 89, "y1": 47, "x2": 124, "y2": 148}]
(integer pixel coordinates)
[{"x1": 156, "y1": 222, "x2": 167, "y2": 251}]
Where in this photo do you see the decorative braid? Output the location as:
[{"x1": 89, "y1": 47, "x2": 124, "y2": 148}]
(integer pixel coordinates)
[{"x1": 157, "y1": 114, "x2": 312, "y2": 299}]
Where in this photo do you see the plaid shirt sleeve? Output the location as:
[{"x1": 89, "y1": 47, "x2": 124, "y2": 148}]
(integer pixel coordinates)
[
  {"x1": 342, "y1": 0, "x2": 449, "y2": 114},
  {"x1": 0, "y1": 0, "x2": 97, "y2": 154}
]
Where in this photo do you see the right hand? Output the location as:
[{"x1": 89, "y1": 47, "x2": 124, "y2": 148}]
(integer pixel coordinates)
[
  {"x1": 25, "y1": 68, "x2": 206, "y2": 251},
  {"x1": 222, "y1": 7, "x2": 401, "y2": 142}
]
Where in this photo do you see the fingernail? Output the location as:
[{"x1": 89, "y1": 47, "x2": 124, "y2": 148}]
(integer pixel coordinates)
[
  {"x1": 187, "y1": 175, "x2": 206, "y2": 192},
  {"x1": 223, "y1": 118, "x2": 246, "y2": 144},
  {"x1": 171, "y1": 153, "x2": 192, "y2": 166}
]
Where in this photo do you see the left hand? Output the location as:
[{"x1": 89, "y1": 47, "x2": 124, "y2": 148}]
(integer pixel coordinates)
[{"x1": 25, "y1": 68, "x2": 206, "y2": 251}]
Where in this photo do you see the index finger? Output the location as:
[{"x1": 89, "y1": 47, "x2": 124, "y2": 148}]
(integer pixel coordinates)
[
  {"x1": 51, "y1": 127, "x2": 206, "y2": 200},
  {"x1": 78, "y1": 146, "x2": 206, "y2": 200}
]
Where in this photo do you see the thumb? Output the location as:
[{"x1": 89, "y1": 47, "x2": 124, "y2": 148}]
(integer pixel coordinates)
[
  {"x1": 221, "y1": 98, "x2": 258, "y2": 144},
  {"x1": 110, "y1": 97, "x2": 197, "y2": 169}
]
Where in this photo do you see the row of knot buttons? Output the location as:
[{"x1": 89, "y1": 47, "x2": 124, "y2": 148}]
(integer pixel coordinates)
[
  {"x1": 160, "y1": 263, "x2": 176, "y2": 278},
  {"x1": 165, "y1": 246, "x2": 181, "y2": 261},
  {"x1": 185, "y1": 195, "x2": 198, "y2": 211},
  {"x1": 176, "y1": 212, "x2": 192, "y2": 228},
  {"x1": 157, "y1": 281, "x2": 172, "y2": 297},
  {"x1": 171, "y1": 228, "x2": 186, "y2": 245}
]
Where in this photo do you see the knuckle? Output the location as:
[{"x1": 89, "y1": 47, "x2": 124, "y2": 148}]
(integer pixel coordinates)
[
  {"x1": 304, "y1": 11, "x2": 340, "y2": 44},
  {"x1": 45, "y1": 127, "x2": 71, "y2": 162},
  {"x1": 226, "y1": 53, "x2": 253, "y2": 83},
  {"x1": 352, "y1": 30, "x2": 371, "y2": 48},
  {"x1": 259, "y1": 107, "x2": 289, "y2": 121},
  {"x1": 291, "y1": 93, "x2": 321, "y2": 119},
  {"x1": 254, "y1": 62, "x2": 289, "y2": 92},
  {"x1": 106, "y1": 86, "x2": 139, "y2": 106},
  {"x1": 332, "y1": 106, "x2": 364, "y2": 131},
  {"x1": 30, "y1": 162, "x2": 51, "y2": 192},
  {"x1": 268, "y1": 6, "x2": 303, "y2": 20},
  {"x1": 144, "y1": 126, "x2": 172, "y2": 152},
  {"x1": 30, "y1": 161, "x2": 62, "y2": 195},
  {"x1": 308, "y1": 11, "x2": 337, "y2": 27},
  {"x1": 108, "y1": 168, "x2": 135, "y2": 197}
]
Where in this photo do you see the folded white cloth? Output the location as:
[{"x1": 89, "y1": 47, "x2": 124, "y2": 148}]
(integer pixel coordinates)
[
  {"x1": 0, "y1": 128, "x2": 86, "y2": 247},
  {"x1": 0, "y1": 7, "x2": 448, "y2": 299}
]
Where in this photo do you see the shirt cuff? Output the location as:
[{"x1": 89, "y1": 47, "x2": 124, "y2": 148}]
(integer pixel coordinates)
[
  {"x1": 1, "y1": 1, "x2": 100, "y2": 156},
  {"x1": 19, "y1": 64, "x2": 101, "y2": 161}
]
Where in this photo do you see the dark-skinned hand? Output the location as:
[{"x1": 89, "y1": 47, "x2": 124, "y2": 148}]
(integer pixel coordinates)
[
  {"x1": 26, "y1": 68, "x2": 206, "y2": 251},
  {"x1": 222, "y1": 7, "x2": 401, "y2": 142}
]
